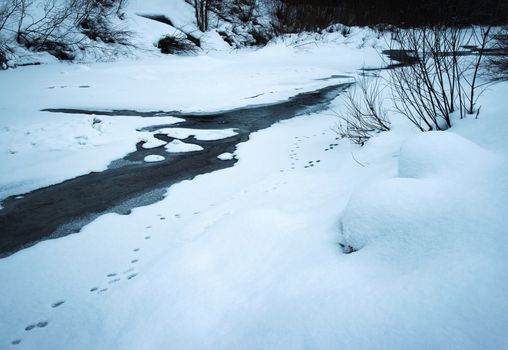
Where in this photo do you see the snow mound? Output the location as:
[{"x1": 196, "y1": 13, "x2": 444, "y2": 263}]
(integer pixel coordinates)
[
  {"x1": 398, "y1": 131, "x2": 496, "y2": 178},
  {"x1": 217, "y1": 152, "x2": 234, "y2": 160},
  {"x1": 340, "y1": 131, "x2": 500, "y2": 253},
  {"x1": 165, "y1": 140, "x2": 203, "y2": 153},
  {"x1": 141, "y1": 137, "x2": 167, "y2": 149},
  {"x1": 144, "y1": 155, "x2": 165, "y2": 162}
]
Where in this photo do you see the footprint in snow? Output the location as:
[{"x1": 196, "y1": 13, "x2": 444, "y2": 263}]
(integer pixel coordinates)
[
  {"x1": 25, "y1": 321, "x2": 48, "y2": 331},
  {"x1": 51, "y1": 300, "x2": 65, "y2": 308}
]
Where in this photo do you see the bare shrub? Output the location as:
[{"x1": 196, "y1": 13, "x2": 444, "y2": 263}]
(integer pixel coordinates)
[
  {"x1": 336, "y1": 75, "x2": 391, "y2": 145},
  {"x1": 389, "y1": 26, "x2": 493, "y2": 131},
  {"x1": 490, "y1": 26, "x2": 508, "y2": 81},
  {"x1": 0, "y1": 0, "x2": 132, "y2": 63}
]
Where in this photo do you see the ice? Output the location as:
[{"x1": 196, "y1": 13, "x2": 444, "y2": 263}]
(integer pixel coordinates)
[
  {"x1": 141, "y1": 137, "x2": 167, "y2": 149},
  {"x1": 157, "y1": 127, "x2": 238, "y2": 141},
  {"x1": 217, "y1": 152, "x2": 234, "y2": 160},
  {"x1": 164, "y1": 139, "x2": 204, "y2": 153},
  {"x1": 144, "y1": 155, "x2": 165, "y2": 162}
]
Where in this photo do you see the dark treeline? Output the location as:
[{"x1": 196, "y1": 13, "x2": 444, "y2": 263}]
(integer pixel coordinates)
[{"x1": 274, "y1": 0, "x2": 508, "y2": 31}]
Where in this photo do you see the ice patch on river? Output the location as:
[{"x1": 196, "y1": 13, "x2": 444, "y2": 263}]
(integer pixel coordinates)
[
  {"x1": 156, "y1": 127, "x2": 238, "y2": 141},
  {"x1": 141, "y1": 137, "x2": 167, "y2": 149},
  {"x1": 164, "y1": 140, "x2": 203, "y2": 153},
  {"x1": 144, "y1": 155, "x2": 165, "y2": 162}
]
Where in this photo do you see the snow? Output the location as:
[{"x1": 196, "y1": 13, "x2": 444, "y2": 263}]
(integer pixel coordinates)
[
  {"x1": 0, "y1": 5, "x2": 507, "y2": 349},
  {"x1": 0, "y1": 114, "x2": 182, "y2": 201},
  {"x1": 141, "y1": 137, "x2": 167, "y2": 149},
  {"x1": 156, "y1": 127, "x2": 238, "y2": 141},
  {"x1": 2, "y1": 76, "x2": 507, "y2": 348},
  {"x1": 0, "y1": 26, "x2": 376, "y2": 201},
  {"x1": 144, "y1": 155, "x2": 165, "y2": 162},
  {"x1": 218, "y1": 152, "x2": 235, "y2": 160},
  {"x1": 164, "y1": 139, "x2": 203, "y2": 153}
]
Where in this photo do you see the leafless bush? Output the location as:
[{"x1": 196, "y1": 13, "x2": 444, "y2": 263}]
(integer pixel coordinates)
[
  {"x1": 336, "y1": 76, "x2": 391, "y2": 145},
  {"x1": 389, "y1": 26, "x2": 493, "y2": 131},
  {"x1": 190, "y1": 0, "x2": 211, "y2": 32},
  {"x1": 0, "y1": 0, "x2": 131, "y2": 63}
]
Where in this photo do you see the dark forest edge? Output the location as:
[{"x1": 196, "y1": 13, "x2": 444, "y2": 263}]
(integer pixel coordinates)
[{"x1": 1, "y1": 0, "x2": 507, "y2": 68}]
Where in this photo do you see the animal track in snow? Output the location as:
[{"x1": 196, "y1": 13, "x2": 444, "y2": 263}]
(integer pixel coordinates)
[
  {"x1": 51, "y1": 300, "x2": 65, "y2": 308},
  {"x1": 25, "y1": 321, "x2": 48, "y2": 331}
]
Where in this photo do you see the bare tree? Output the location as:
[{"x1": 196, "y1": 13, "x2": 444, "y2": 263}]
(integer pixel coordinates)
[{"x1": 192, "y1": 0, "x2": 211, "y2": 32}]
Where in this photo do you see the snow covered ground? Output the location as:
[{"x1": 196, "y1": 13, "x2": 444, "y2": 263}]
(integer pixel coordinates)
[
  {"x1": 1, "y1": 78, "x2": 507, "y2": 348},
  {"x1": 1, "y1": 7, "x2": 508, "y2": 349}
]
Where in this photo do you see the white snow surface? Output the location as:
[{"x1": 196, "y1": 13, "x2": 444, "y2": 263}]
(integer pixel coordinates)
[
  {"x1": 156, "y1": 127, "x2": 238, "y2": 141},
  {"x1": 141, "y1": 137, "x2": 167, "y2": 149},
  {"x1": 218, "y1": 152, "x2": 235, "y2": 161},
  {"x1": 143, "y1": 155, "x2": 165, "y2": 163},
  {"x1": 164, "y1": 139, "x2": 203, "y2": 153},
  {"x1": 1, "y1": 14, "x2": 507, "y2": 350},
  {"x1": 1, "y1": 79, "x2": 507, "y2": 349}
]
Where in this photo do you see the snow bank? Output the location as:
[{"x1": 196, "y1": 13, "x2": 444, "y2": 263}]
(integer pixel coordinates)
[{"x1": 340, "y1": 130, "x2": 504, "y2": 256}]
